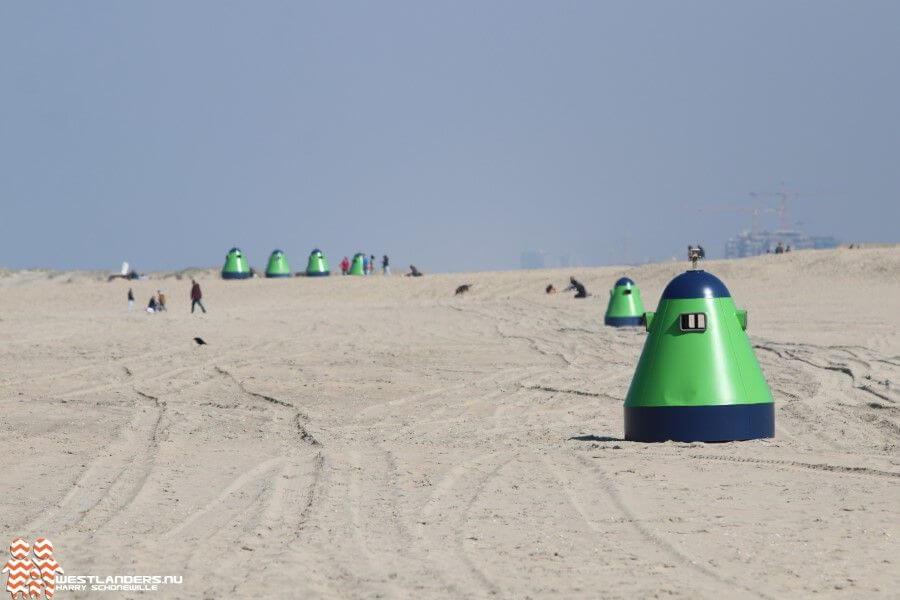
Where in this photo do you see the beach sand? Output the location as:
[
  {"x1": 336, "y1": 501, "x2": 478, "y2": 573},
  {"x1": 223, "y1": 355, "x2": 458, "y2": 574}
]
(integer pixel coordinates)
[{"x1": 1, "y1": 247, "x2": 898, "y2": 599}]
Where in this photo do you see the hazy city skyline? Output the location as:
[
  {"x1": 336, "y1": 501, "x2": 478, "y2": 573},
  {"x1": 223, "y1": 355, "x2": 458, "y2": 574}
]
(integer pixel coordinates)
[{"x1": 1, "y1": 2, "x2": 898, "y2": 273}]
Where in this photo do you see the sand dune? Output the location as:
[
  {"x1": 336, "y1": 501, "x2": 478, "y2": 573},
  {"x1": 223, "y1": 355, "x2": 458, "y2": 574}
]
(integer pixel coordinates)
[{"x1": 0, "y1": 246, "x2": 897, "y2": 599}]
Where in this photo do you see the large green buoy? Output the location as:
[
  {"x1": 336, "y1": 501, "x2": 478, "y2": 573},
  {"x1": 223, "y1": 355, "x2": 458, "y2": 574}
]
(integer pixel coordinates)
[
  {"x1": 265, "y1": 249, "x2": 291, "y2": 278},
  {"x1": 222, "y1": 247, "x2": 251, "y2": 280},
  {"x1": 306, "y1": 249, "x2": 330, "y2": 277},
  {"x1": 604, "y1": 277, "x2": 645, "y2": 327},
  {"x1": 348, "y1": 253, "x2": 365, "y2": 276},
  {"x1": 624, "y1": 269, "x2": 774, "y2": 442}
]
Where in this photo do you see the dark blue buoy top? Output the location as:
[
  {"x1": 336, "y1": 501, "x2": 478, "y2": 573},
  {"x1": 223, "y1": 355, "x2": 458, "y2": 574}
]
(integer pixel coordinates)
[
  {"x1": 272, "y1": 249, "x2": 283, "y2": 254},
  {"x1": 615, "y1": 277, "x2": 635, "y2": 287},
  {"x1": 229, "y1": 247, "x2": 242, "y2": 254},
  {"x1": 311, "y1": 248, "x2": 321, "y2": 254},
  {"x1": 661, "y1": 270, "x2": 731, "y2": 299}
]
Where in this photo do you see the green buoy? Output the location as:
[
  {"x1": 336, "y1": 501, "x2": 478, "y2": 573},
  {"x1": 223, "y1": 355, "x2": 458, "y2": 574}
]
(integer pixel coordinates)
[
  {"x1": 222, "y1": 247, "x2": 251, "y2": 280},
  {"x1": 348, "y1": 253, "x2": 365, "y2": 276},
  {"x1": 624, "y1": 270, "x2": 774, "y2": 442},
  {"x1": 604, "y1": 277, "x2": 645, "y2": 327},
  {"x1": 265, "y1": 249, "x2": 292, "y2": 278},
  {"x1": 306, "y1": 249, "x2": 330, "y2": 277}
]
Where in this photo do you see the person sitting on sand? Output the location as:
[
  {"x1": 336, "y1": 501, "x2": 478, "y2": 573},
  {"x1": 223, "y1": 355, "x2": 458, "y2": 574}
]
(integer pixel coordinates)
[
  {"x1": 405, "y1": 265, "x2": 423, "y2": 277},
  {"x1": 146, "y1": 296, "x2": 159, "y2": 313},
  {"x1": 156, "y1": 290, "x2": 167, "y2": 311},
  {"x1": 546, "y1": 284, "x2": 556, "y2": 294},
  {"x1": 564, "y1": 277, "x2": 588, "y2": 298}
]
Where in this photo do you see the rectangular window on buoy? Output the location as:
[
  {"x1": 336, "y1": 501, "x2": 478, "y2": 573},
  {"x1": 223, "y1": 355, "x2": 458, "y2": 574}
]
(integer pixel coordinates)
[{"x1": 679, "y1": 312, "x2": 706, "y2": 332}]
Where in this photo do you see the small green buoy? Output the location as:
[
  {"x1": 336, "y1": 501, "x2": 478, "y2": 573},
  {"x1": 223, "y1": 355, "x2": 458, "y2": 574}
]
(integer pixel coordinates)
[
  {"x1": 624, "y1": 270, "x2": 774, "y2": 442},
  {"x1": 222, "y1": 247, "x2": 251, "y2": 280},
  {"x1": 306, "y1": 249, "x2": 330, "y2": 277},
  {"x1": 348, "y1": 253, "x2": 365, "y2": 276},
  {"x1": 604, "y1": 277, "x2": 645, "y2": 327},
  {"x1": 265, "y1": 249, "x2": 292, "y2": 278}
]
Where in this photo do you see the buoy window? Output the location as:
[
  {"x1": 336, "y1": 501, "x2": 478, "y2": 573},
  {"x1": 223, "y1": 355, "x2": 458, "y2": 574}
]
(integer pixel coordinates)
[
  {"x1": 623, "y1": 289, "x2": 632, "y2": 295},
  {"x1": 679, "y1": 312, "x2": 706, "y2": 332}
]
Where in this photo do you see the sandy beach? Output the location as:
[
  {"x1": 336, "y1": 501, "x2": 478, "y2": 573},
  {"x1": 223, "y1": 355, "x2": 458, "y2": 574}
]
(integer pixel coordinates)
[{"x1": 1, "y1": 246, "x2": 898, "y2": 599}]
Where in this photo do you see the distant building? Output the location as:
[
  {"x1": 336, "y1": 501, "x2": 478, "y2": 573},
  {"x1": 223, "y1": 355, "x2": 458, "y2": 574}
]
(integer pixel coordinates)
[
  {"x1": 809, "y1": 235, "x2": 842, "y2": 249},
  {"x1": 724, "y1": 230, "x2": 840, "y2": 258}
]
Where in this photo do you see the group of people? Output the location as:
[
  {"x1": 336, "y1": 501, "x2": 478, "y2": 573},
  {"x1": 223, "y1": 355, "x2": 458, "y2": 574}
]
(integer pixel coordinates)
[
  {"x1": 545, "y1": 277, "x2": 588, "y2": 298},
  {"x1": 128, "y1": 267, "x2": 596, "y2": 317},
  {"x1": 127, "y1": 279, "x2": 206, "y2": 314},
  {"x1": 129, "y1": 269, "x2": 595, "y2": 317},
  {"x1": 339, "y1": 255, "x2": 391, "y2": 275},
  {"x1": 128, "y1": 288, "x2": 167, "y2": 313}
]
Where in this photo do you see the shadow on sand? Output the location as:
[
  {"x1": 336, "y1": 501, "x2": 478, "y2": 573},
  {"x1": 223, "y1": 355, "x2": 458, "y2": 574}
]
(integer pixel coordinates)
[{"x1": 568, "y1": 434, "x2": 625, "y2": 443}]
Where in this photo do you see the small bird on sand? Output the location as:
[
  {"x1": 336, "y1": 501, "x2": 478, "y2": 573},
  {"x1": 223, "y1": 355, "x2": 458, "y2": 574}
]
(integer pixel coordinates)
[
  {"x1": 193, "y1": 337, "x2": 207, "y2": 346},
  {"x1": 455, "y1": 284, "x2": 473, "y2": 296}
]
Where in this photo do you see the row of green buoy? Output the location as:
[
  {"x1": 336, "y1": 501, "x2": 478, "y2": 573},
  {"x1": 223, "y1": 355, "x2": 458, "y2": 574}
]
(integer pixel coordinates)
[
  {"x1": 224, "y1": 246, "x2": 774, "y2": 443},
  {"x1": 222, "y1": 247, "x2": 331, "y2": 278},
  {"x1": 602, "y1": 271, "x2": 774, "y2": 443}
]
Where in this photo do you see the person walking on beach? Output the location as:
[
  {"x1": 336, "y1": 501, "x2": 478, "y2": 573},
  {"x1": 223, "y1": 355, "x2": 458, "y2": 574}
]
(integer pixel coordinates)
[
  {"x1": 382, "y1": 255, "x2": 390, "y2": 275},
  {"x1": 157, "y1": 290, "x2": 167, "y2": 312},
  {"x1": 190, "y1": 279, "x2": 206, "y2": 313},
  {"x1": 127, "y1": 288, "x2": 134, "y2": 311},
  {"x1": 340, "y1": 256, "x2": 350, "y2": 276},
  {"x1": 363, "y1": 254, "x2": 370, "y2": 275},
  {"x1": 369, "y1": 255, "x2": 376, "y2": 275}
]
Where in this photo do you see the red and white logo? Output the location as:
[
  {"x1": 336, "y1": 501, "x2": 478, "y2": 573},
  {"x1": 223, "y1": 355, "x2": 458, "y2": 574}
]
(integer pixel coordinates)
[{"x1": 2, "y1": 538, "x2": 63, "y2": 600}]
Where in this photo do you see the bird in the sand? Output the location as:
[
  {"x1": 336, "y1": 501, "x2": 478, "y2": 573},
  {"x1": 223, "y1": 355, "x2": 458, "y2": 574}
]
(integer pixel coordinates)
[
  {"x1": 455, "y1": 284, "x2": 473, "y2": 296},
  {"x1": 193, "y1": 337, "x2": 207, "y2": 346}
]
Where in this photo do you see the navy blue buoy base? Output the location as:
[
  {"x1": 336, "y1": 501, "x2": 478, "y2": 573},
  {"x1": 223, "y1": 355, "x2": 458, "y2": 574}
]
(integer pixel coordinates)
[
  {"x1": 624, "y1": 403, "x2": 774, "y2": 442},
  {"x1": 222, "y1": 272, "x2": 252, "y2": 280},
  {"x1": 605, "y1": 316, "x2": 644, "y2": 327}
]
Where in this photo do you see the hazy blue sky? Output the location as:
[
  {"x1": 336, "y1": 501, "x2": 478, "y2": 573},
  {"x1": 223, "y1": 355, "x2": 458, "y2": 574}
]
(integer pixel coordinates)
[{"x1": 1, "y1": 1, "x2": 898, "y2": 272}]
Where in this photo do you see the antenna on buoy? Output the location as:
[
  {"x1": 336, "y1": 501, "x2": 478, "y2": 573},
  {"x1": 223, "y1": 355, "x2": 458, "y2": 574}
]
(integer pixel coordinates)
[{"x1": 687, "y1": 245, "x2": 705, "y2": 270}]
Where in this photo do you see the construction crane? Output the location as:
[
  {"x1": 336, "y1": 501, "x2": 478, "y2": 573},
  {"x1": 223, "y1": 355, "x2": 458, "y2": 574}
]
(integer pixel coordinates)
[
  {"x1": 750, "y1": 183, "x2": 809, "y2": 231},
  {"x1": 697, "y1": 193, "x2": 777, "y2": 233},
  {"x1": 773, "y1": 190, "x2": 802, "y2": 230},
  {"x1": 701, "y1": 185, "x2": 813, "y2": 232}
]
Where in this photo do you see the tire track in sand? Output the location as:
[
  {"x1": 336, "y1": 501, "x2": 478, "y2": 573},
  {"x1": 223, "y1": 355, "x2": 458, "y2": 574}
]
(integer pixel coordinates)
[
  {"x1": 568, "y1": 453, "x2": 776, "y2": 600},
  {"x1": 25, "y1": 388, "x2": 166, "y2": 536},
  {"x1": 681, "y1": 453, "x2": 899, "y2": 479},
  {"x1": 417, "y1": 451, "x2": 515, "y2": 596},
  {"x1": 213, "y1": 365, "x2": 321, "y2": 447}
]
